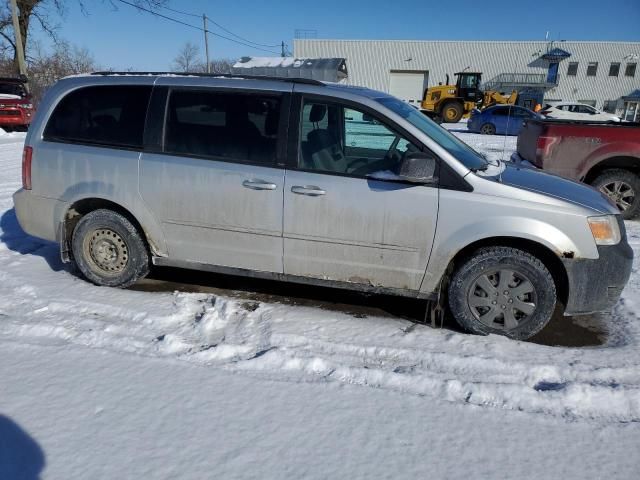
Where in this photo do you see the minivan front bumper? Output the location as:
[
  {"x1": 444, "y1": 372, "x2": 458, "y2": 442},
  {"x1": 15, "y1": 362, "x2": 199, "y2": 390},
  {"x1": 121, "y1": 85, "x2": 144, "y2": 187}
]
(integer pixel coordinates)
[{"x1": 562, "y1": 232, "x2": 633, "y2": 315}]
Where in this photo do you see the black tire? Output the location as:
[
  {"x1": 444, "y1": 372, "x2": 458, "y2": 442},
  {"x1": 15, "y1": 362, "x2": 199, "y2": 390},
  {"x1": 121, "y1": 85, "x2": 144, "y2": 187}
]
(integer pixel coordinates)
[
  {"x1": 441, "y1": 102, "x2": 464, "y2": 123},
  {"x1": 71, "y1": 209, "x2": 150, "y2": 288},
  {"x1": 480, "y1": 123, "x2": 496, "y2": 135},
  {"x1": 448, "y1": 247, "x2": 556, "y2": 340},
  {"x1": 591, "y1": 169, "x2": 640, "y2": 220}
]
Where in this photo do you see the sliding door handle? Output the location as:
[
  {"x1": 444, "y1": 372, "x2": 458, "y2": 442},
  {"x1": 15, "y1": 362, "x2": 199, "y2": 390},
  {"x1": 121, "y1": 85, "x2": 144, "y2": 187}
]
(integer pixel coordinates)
[
  {"x1": 242, "y1": 179, "x2": 277, "y2": 190},
  {"x1": 291, "y1": 185, "x2": 326, "y2": 196}
]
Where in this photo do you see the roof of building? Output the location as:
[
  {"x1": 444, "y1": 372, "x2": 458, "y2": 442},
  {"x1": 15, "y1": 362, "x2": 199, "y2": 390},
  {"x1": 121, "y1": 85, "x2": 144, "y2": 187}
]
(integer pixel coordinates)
[
  {"x1": 623, "y1": 89, "x2": 640, "y2": 100},
  {"x1": 541, "y1": 47, "x2": 572, "y2": 60}
]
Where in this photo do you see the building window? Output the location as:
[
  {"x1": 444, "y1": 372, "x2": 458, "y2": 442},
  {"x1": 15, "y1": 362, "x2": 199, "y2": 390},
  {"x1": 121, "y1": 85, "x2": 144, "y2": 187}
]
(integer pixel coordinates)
[
  {"x1": 547, "y1": 62, "x2": 559, "y2": 84},
  {"x1": 626, "y1": 63, "x2": 637, "y2": 77},
  {"x1": 567, "y1": 62, "x2": 578, "y2": 76},
  {"x1": 609, "y1": 62, "x2": 620, "y2": 76},
  {"x1": 602, "y1": 100, "x2": 618, "y2": 113},
  {"x1": 586, "y1": 62, "x2": 598, "y2": 76}
]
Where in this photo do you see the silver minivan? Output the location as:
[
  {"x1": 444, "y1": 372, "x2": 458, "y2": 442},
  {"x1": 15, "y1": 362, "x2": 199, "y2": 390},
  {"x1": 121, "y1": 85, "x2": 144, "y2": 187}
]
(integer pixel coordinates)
[{"x1": 13, "y1": 73, "x2": 633, "y2": 340}]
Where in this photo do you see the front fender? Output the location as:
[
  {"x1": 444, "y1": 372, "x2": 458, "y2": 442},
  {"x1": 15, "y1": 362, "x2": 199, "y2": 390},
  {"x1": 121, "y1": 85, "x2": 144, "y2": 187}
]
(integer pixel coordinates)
[{"x1": 420, "y1": 213, "x2": 597, "y2": 295}]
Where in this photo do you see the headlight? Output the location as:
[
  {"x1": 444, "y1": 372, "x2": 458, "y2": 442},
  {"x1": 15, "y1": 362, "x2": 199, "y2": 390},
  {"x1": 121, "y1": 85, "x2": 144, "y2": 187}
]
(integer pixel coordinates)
[
  {"x1": 19, "y1": 103, "x2": 33, "y2": 109},
  {"x1": 587, "y1": 215, "x2": 621, "y2": 245}
]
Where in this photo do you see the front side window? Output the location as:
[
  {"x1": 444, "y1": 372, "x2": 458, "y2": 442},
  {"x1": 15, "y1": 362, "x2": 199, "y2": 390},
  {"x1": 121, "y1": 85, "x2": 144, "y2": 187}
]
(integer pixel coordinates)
[
  {"x1": 490, "y1": 107, "x2": 507, "y2": 116},
  {"x1": 459, "y1": 75, "x2": 478, "y2": 88},
  {"x1": 44, "y1": 85, "x2": 152, "y2": 149},
  {"x1": 164, "y1": 90, "x2": 280, "y2": 165},
  {"x1": 375, "y1": 96, "x2": 487, "y2": 171},
  {"x1": 587, "y1": 62, "x2": 598, "y2": 76},
  {"x1": 299, "y1": 100, "x2": 420, "y2": 177},
  {"x1": 577, "y1": 102, "x2": 597, "y2": 111}
]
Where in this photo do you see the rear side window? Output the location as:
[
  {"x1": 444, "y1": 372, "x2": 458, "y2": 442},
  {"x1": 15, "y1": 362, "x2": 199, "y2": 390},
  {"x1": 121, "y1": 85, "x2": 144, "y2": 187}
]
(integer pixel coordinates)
[
  {"x1": 44, "y1": 85, "x2": 152, "y2": 149},
  {"x1": 164, "y1": 90, "x2": 281, "y2": 165}
]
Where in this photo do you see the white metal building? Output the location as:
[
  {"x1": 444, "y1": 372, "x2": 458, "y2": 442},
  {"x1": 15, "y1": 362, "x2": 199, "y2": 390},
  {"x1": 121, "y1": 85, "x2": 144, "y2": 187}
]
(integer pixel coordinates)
[{"x1": 294, "y1": 39, "x2": 640, "y2": 120}]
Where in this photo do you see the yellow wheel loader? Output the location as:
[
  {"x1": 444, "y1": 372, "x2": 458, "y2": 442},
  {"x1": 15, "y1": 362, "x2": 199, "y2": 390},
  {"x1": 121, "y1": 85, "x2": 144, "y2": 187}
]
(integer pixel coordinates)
[{"x1": 420, "y1": 72, "x2": 517, "y2": 123}]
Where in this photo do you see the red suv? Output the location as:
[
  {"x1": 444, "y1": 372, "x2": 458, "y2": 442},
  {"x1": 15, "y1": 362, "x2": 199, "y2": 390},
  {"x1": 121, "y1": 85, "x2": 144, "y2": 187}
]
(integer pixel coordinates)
[{"x1": 0, "y1": 77, "x2": 34, "y2": 131}]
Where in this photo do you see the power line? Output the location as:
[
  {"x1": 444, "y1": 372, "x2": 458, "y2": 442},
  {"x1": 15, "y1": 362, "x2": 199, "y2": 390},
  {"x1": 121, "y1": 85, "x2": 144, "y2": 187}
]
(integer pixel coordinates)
[
  {"x1": 113, "y1": 0, "x2": 280, "y2": 54},
  {"x1": 115, "y1": 0, "x2": 203, "y2": 31},
  {"x1": 206, "y1": 17, "x2": 281, "y2": 48},
  {"x1": 160, "y1": 4, "x2": 281, "y2": 49},
  {"x1": 160, "y1": 4, "x2": 200, "y2": 18}
]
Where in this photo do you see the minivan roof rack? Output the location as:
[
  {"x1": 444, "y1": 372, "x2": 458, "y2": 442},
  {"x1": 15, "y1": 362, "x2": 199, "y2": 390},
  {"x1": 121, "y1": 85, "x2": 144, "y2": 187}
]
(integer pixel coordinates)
[{"x1": 90, "y1": 71, "x2": 326, "y2": 86}]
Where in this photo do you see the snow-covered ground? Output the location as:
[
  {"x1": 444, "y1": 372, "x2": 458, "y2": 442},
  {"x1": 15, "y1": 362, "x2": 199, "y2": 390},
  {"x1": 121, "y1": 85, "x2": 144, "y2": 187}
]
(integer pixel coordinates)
[{"x1": 1, "y1": 125, "x2": 639, "y2": 479}]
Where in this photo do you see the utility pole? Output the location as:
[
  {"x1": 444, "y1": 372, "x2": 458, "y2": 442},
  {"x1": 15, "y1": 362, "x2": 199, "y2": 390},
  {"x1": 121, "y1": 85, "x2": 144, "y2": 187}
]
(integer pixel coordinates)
[
  {"x1": 203, "y1": 14, "x2": 211, "y2": 73},
  {"x1": 9, "y1": 0, "x2": 28, "y2": 81},
  {"x1": 281, "y1": 41, "x2": 286, "y2": 58}
]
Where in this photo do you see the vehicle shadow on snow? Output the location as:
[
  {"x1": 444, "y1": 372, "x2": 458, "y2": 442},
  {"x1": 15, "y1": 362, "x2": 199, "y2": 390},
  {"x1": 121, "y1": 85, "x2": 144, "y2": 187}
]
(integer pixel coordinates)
[
  {"x1": 132, "y1": 266, "x2": 608, "y2": 348},
  {"x1": 0, "y1": 415, "x2": 45, "y2": 480},
  {"x1": 0, "y1": 208, "x2": 64, "y2": 272}
]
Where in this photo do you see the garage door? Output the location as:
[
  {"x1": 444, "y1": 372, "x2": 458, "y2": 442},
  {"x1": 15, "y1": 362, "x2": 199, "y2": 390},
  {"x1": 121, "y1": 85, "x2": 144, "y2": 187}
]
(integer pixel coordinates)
[{"x1": 389, "y1": 71, "x2": 429, "y2": 106}]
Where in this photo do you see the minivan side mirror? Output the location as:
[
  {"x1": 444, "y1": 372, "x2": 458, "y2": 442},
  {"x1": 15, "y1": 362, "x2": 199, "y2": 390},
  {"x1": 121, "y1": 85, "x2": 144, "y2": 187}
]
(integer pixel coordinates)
[{"x1": 398, "y1": 152, "x2": 437, "y2": 183}]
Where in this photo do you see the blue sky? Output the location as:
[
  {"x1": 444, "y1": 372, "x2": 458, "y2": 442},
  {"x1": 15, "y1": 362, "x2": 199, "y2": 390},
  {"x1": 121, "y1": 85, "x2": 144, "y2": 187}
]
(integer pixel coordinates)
[{"x1": 31, "y1": 0, "x2": 640, "y2": 70}]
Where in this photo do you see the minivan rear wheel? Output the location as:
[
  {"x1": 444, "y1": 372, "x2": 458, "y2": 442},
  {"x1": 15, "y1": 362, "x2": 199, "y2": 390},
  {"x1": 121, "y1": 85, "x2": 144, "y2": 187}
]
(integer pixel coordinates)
[
  {"x1": 448, "y1": 247, "x2": 556, "y2": 340},
  {"x1": 72, "y1": 209, "x2": 150, "y2": 288}
]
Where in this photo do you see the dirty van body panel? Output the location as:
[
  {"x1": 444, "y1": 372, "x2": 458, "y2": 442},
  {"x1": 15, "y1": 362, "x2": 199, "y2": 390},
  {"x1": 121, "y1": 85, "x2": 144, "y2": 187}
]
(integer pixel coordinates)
[
  {"x1": 283, "y1": 170, "x2": 438, "y2": 290},
  {"x1": 138, "y1": 78, "x2": 293, "y2": 273},
  {"x1": 284, "y1": 86, "x2": 441, "y2": 291},
  {"x1": 17, "y1": 76, "x2": 168, "y2": 256},
  {"x1": 420, "y1": 163, "x2": 610, "y2": 296},
  {"x1": 140, "y1": 154, "x2": 285, "y2": 272}
]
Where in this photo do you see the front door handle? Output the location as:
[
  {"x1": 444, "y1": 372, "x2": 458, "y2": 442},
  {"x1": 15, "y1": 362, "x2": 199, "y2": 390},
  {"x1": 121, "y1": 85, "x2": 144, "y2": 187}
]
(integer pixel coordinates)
[
  {"x1": 291, "y1": 185, "x2": 326, "y2": 196},
  {"x1": 242, "y1": 179, "x2": 277, "y2": 190}
]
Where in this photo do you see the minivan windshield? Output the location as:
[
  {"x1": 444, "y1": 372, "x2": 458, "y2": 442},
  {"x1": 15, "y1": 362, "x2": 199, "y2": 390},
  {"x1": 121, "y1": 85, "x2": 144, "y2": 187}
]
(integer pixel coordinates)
[{"x1": 375, "y1": 96, "x2": 488, "y2": 171}]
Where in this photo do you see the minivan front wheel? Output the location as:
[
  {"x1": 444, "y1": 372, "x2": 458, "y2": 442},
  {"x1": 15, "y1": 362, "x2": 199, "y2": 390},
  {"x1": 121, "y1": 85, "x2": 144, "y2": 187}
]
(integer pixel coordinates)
[
  {"x1": 448, "y1": 247, "x2": 556, "y2": 340},
  {"x1": 72, "y1": 209, "x2": 150, "y2": 288}
]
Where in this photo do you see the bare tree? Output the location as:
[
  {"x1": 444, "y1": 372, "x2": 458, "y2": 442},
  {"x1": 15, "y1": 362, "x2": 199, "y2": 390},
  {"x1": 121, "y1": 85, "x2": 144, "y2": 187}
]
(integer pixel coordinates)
[
  {"x1": 209, "y1": 58, "x2": 234, "y2": 74},
  {"x1": 0, "y1": 39, "x2": 97, "y2": 105},
  {"x1": 172, "y1": 42, "x2": 202, "y2": 72},
  {"x1": 0, "y1": 1, "x2": 168, "y2": 74}
]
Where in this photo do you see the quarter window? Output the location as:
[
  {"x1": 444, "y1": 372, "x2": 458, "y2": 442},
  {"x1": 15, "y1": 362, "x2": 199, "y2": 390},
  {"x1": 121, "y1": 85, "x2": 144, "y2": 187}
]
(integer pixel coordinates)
[
  {"x1": 626, "y1": 63, "x2": 637, "y2": 77},
  {"x1": 609, "y1": 62, "x2": 621, "y2": 76},
  {"x1": 43, "y1": 85, "x2": 152, "y2": 149},
  {"x1": 299, "y1": 100, "x2": 420, "y2": 178},
  {"x1": 586, "y1": 62, "x2": 598, "y2": 76},
  {"x1": 567, "y1": 62, "x2": 578, "y2": 76},
  {"x1": 164, "y1": 90, "x2": 281, "y2": 165}
]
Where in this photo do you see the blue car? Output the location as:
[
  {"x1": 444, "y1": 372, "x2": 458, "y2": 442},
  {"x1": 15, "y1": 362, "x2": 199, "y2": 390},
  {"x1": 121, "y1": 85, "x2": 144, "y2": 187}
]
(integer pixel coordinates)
[{"x1": 467, "y1": 105, "x2": 542, "y2": 136}]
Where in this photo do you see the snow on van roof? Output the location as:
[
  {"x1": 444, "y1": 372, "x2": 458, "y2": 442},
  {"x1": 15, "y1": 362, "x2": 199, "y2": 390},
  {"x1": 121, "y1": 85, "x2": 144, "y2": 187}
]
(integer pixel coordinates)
[{"x1": 232, "y1": 57, "x2": 348, "y2": 83}]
